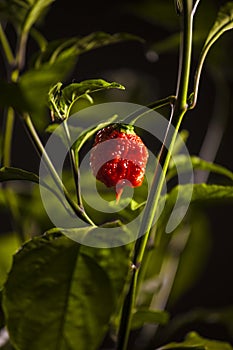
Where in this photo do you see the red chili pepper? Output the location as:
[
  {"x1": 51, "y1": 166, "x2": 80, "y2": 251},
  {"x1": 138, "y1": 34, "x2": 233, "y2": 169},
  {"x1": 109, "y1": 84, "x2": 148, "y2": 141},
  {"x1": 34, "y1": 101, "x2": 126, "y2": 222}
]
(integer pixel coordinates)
[{"x1": 90, "y1": 124, "x2": 148, "y2": 201}]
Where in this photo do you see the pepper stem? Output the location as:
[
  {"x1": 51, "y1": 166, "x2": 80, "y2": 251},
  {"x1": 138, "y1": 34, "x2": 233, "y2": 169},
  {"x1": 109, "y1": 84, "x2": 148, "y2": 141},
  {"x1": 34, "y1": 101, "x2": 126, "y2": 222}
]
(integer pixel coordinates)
[{"x1": 115, "y1": 187, "x2": 123, "y2": 203}]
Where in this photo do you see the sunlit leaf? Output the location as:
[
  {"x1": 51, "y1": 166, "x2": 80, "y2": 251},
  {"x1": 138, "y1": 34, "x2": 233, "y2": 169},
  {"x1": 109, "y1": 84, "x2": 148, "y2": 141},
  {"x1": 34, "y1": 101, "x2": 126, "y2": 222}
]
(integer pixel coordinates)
[
  {"x1": 204, "y1": 2, "x2": 233, "y2": 50},
  {"x1": 0, "y1": 0, "x2": 55, "y2": 33},
  {"x1": 24, "y1": 0, "x2": 55, "y2": 33},
  {"x1": 48, "y1": 80, "x2": 125, "y2": 120},
  {"x1": 62, "y1": 80, "x2": 125, "y2": 103},
  {"x1": 159, "y1": 331, "x2": 233, "y2": 349}
]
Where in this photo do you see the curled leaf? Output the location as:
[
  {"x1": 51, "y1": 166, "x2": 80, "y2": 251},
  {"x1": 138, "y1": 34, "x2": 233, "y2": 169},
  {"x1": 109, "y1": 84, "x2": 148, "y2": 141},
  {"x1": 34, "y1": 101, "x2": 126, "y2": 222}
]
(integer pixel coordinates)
[{"x1": 48, "y1": 80, "x2": 125, "y2": 121}]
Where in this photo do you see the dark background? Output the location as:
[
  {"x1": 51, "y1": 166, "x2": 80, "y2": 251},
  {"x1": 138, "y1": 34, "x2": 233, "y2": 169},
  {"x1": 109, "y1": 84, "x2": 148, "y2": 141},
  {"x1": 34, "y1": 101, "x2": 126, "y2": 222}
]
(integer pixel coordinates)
[
  {"x1": 42, "y1": 0, "x2": 233, "y2": 345},
  {"x1": 2, "y1": 0, "x2": 233, "y2": 347}
]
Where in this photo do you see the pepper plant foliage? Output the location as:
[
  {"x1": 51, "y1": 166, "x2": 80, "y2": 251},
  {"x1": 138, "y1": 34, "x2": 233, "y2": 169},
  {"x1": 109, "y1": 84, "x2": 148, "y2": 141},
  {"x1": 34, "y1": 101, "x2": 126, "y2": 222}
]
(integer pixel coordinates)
[{"x1": 0, "y1": 0, "x2": 233, "y2": 350}]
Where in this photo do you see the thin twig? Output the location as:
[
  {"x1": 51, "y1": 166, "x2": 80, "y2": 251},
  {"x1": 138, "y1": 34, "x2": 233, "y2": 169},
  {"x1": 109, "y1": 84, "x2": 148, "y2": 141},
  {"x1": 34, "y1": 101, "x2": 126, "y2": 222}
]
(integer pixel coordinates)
[
  {"x1": 62, "y1": 120, "x2": 83, "y2": 208},
  {"x1": 2, "y1": 107, "x2": 14, "y2": 167},
  {"x1": 123, "y1": 96, "x2": 177, "y2": 125},
  {"x1": 23, "y1": 113, "x2": 95, "y2": 226},
  {"x1": 0, "y1": 23, "x2": 15, "y2": 67}
]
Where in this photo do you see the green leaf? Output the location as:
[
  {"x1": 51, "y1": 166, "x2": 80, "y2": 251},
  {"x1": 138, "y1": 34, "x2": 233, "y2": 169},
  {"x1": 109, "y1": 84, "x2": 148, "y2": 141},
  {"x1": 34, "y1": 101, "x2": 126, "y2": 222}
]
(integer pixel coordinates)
[
  {"x1": 18, "y1": 55, "x2": 77, "y2": 124},
  {"x1": 0, "y1": 0, "x2": 55, "y2": 33},
  {"x1": 46, "y1": 226, "x2": 133, "y2": 327},
  {"x1": 205, "y1": 2, "x2": 233, "y2": 50},
  {"x1": 81, "y1": 243, "x2": 132, "y2": 307},
  {"x1": 73, "y1": 115, "x2": 118, "y2": 153},
  {"x1": 17, "y1": 32, "x2": 135, "y2": 125},
  {"x1": 0, "y1": 167, "x2": 39, "y2": 184},
  {"x1": 131, "y1": 309, "x2": 169, "y2": 330},
  {"x1": 45, "y1": 123, "x2": 61, "y2": 134},
  {"x1": 2, "y1": 232, "x2": 116, "y2": 350},
  {"x1": 0, "y1": 233, "x2": 21, "y2": 290},
  {"x1": 158, "y1": 184, "x2": 233, "y2": 235},
  {"x1": 193, "y1": 2, "x2": 233, "y2": 105},
  {"x1": 48, "y1": 80, "x2": 125, "y2": 120},
  {"x1": 159, "y1": 331, "x2": 233, "y2": 349},
  {"x1": 34, "y1": 32, "x2": 143, "y2": 67},
  {"x1": 188, "y1": 183, "x2": 233, "y2": 202},
  {"x1": 23, "y1": 0, "x2": 55, "y2": 34},
  {"x1": 167, "y1": 155, "x2": 233, "y2": 182},
  {"x1": 62, "y1": 80, "x2": 125, "y2": 102}
]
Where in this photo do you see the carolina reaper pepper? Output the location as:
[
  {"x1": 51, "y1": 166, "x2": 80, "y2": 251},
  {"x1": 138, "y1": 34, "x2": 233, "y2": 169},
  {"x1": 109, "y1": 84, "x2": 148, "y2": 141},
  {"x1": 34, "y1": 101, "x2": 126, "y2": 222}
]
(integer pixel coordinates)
[{"x1": 90, "y1": 124, "x2": 148, "y2": 201}]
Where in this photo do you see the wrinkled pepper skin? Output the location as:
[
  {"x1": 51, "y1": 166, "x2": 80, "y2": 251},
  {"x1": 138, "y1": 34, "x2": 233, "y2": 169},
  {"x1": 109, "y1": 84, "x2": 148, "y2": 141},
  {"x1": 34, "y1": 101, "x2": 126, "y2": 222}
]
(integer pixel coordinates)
[{"x1": 90, "y1": 124, "x2": 148, "y2": 200}]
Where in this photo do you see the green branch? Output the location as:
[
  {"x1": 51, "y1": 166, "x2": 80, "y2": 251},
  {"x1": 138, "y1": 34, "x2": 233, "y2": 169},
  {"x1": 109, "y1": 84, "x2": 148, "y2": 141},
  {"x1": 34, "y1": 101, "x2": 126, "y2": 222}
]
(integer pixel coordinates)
[
  {"x1": 0, "y1": 23, "x2": 15, "y2": 66},
  {"x1": 23, "y1": 113, "x2": 95, "y2": 226},
  {"x1": 62, "y1": 120, "x2": 83, "y2": 208},
  {"x1": 175, "y1": 0, "x2": 193, "y2": 113},
  {"x1": 116, "y1": 2, "x2": 194, "y2": 349},
  {"x1": 2, "y1": 107, "x2": 14, "y2": 167}
]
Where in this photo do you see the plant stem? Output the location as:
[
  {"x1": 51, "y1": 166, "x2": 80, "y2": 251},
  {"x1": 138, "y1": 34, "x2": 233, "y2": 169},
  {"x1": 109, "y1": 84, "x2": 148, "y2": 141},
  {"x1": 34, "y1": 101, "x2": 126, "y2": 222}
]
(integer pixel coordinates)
[
  {"x1": 15, "y1": 32, "x2": 28, "y2": 72},
  {"x1": 124, "y1": 96, "x2": 177, "y2": 125},
  {"x1": 175, "y1": 0, "x2": 193, "y2": 112},
  {"x1": 62, "y1": 120, "x2": 83, "y2": 208},
  {"x1": 0, "y1": 23, "x2": 14, "y2": 66},
  {"x1": 23, "y1": 113, "x2": 95, "y2": 226},
  {"x1": 2, "y1": 107, "x2": 14, "y2": 167},
  {"x1": 116, "y1": 2, "x2": 194, "y2": 349},
  {"x1": 189, "y1": 6, "x2": 230, "y2": 109}
]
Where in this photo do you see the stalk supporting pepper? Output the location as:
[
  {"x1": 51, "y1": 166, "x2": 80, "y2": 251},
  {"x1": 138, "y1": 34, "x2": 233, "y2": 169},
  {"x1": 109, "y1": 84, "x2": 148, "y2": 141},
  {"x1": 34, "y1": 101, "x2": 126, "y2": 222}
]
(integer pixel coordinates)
[{"x1": 90, "y1": 124, "x2": 149, "y2": 201}]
